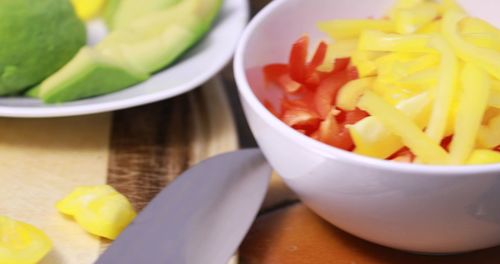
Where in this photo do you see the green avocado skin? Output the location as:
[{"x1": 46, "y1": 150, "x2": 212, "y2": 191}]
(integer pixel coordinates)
[{"x1": 0, "y1": 0, "x2": 86, "y2": 95}]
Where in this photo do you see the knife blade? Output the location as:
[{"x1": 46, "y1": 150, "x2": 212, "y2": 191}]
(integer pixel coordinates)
[{"x1": 96, "y1": 148, "x2": 271, "y2": 264}]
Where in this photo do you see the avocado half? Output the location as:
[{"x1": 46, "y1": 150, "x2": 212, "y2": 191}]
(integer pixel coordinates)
[
  {"x1": 33, "y1": 0, "x2": 223, "y2": 103},
  {"x1": 0, "y1": 0, "x2": 86, "y2": 95}
]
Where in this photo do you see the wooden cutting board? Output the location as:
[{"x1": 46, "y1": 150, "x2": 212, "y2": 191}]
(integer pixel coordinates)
[{"x1": 0, "y1": 78, "x2": 239, "y2": 264}]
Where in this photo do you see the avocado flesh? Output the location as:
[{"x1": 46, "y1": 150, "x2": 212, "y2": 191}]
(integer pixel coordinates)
[
  {"x1": 38, "y1": 48, "x2": 148, "y2": 103},
  {"x1": 35, "y1": 0, "x2": 222, "y2": 103},
  {"x1": 0, "y1": 0, "x2": 86, "y2": 95},
  {"x1": 98, "y1": 0, "x2": 223, "y2": 73},
  {"x1": 106, "y1": 0, "x2": 182, "y2": 30}
]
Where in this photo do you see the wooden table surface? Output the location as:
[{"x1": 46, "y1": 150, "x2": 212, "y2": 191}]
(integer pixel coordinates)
[{"x1": 229, "y1": 1, "x2": 500, "y2": 263}]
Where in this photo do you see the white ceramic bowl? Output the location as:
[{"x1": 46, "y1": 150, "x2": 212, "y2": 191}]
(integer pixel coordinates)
[{"x1": 235, "y1": 0, "x2": 500, "y2": 254}]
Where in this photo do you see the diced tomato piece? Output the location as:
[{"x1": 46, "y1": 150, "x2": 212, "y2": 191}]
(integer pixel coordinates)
[
  {"x1": 282, "y1": 108, "x2": 321, "y2": 133},
  {"x1": 289, "y1": 36, "x2": 309, "y2": 83},
  {"x1": 494, "y1": 145, "x2": 500, "y2": 152},
  {"x1": 314, "y1": 71, "x2": 353, "y2": 118}
]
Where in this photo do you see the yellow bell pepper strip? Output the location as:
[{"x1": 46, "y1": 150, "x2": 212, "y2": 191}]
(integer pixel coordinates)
[
  {"x1": 425, "y1": 36, "x2": 459, "y2": 143},
  {"x1": 350, "y1": 91, "x2": 431, "y2": 159},
  {"x1": 393, "y1": 2, "x2": 440, "y2": 34},
  {"x1": 418, "y1": 20, "x2": 442, "y2": 34},
  {"x1": 358, "y1": 91, "x2": 449, "y2": 164},
  {"x1": 460, "y1": 18, "x2": 500, "y2": 52},
  {"x1": 395, "y1": 67, "x2": 438, "y2": 90},
  {"x1": 478, "y1": 114, "x2": 500, "y2": 149},
  {"x1": 359, "y1": 30, "x2": 436, "y2": 53},
  {"x1": 442, "y1": 11, "x2": 500, "y2": 80},
  {"x1": 467, "y1": 149, "x2": 500, "y2": 165},
  {"x1": 0, "y1": 216, "x2": 52, "y2": 264},
  {"x1": 71, "y1": 0, "x2": 107, "y2": 20},
  {"x1": 336, "y1": 77, "x2": 375, "y2": 111},
  {"x1": 449, "y1": 63, "x2": 491, "y2": 164},
  {"x1": 351, "y1": 50, "x2": 385, "y2": 77},
  {"x1": 377, "y1": 53, "x2": 439, "y2": 82},
  {"x1": 57, "y1": 185, "x2": 136, "y2": 240},
  {"x1": 440, "y1": 0, "x2": 466, "y2": 14},
  {"x1": 317, "y1": 39, "x2": 358, "y2": 72},
  {"x1": 490, "y1": 89, "x2": 500, "y2": 108},
  {"x1": 318, "y1": 20, "x2": 395, "y2": 40}
]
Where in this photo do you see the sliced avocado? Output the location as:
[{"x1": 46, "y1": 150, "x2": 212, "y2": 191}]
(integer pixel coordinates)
[
  {"x1": 106, "y1": 0, "x2": 182, "y2": 30},
  {"x1": 38, "y1": 48, "x2": 149, "y2": 103},
  {"x1": 36, "y1": 0, "x2": 222, "y2": 103},
  {"x1": 98, "y1": 0, "x2": 224, "y2": 74}
]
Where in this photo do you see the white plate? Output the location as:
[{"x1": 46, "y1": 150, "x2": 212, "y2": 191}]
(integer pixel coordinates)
[{"x1": 0, "y1": 0, "x2": 248, "y2": 118}]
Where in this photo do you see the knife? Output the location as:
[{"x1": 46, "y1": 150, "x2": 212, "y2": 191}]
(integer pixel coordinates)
[{"x1": 96, "y1": 148, "x2": 271, "y2": 264}]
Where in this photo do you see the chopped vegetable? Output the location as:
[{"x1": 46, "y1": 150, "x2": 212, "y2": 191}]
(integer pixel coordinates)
[
  {"x1": 0, "y1": 216, "x2": 52, "y2": 264},
  {"x1": 425, "y1": 36, "x2": 459, "y2": 143},
  {"x1": 449, "y1": 63, "x2": 491, "y2": 164},
  {"x1": 478, "y1": 114, "x2": 500, "y2": 149},
  {"x1": 467, "y1": 149, "x2": 500, "y2": 165},
  {"x1": 393, "y1": 2, "x2": 440, "y2": 34},
  {"x1": 442, "y1": 11, "x2": 500, "y2": 80},
  {"x1": 336, "y1": 77, "x2": 374, "y2": 111},
  {"x1": 358, "y1": 91, "x2": 449, "y2": 164},
  {"x1": 255, "y1": 0, "x2": 500, "y2": 165},
  {"x1": 359, "y1": 30, "x2": 435, "y2": 53},
  {"x1": 318, "y1": 20, "x2": 395, "y2": 40},
  {"x1": 57, "y1": 185, "x2": 136, "y2": 240}
]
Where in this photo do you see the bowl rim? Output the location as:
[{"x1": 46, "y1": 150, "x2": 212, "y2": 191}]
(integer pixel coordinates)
[{"x1": 234, "y1": 0, "x2": 500, "y2": 176}]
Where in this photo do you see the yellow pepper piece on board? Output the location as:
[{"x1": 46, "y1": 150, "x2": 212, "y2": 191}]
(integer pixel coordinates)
[
  {"x1": 442, "y1": 11, "x2": 500, "y2": 80},
  {"x1": 359, "y1": 30, "x2": 435, "y2": 53},
  {"x1": 460, "y1": 18, "x2": 500, "y2": 52},
  {"x1": 71, "y1": 0, "x2": 107, "y2": 20},
  {"x1": 425, "y1": 36, "x2": 459, "y2": 143},
  {"x1": 317, "y1": 39, "x2": 358, "y2": 72},
  {"x1": 57, "y1": 185, "x2": 136, "y2": 240},
  {"x1": 449, "y1": 63, "x2": 491, "y2": 164},
  {"x1": 0, "y1": 216, "x2": 52, "y2": 264},
  {"x1": 358, "y1": 91, "x2": 449, "y2": 164},
  {"x1": 467, "y1": 149, "x2": 500, "y2": 165},
  {"x1": 478, "y1": 114, "x2": 500, "y2": 149},
  {"x1": 336, "y1": 77, "x2": 375, "y2": 110},
  {"x1": 350, "y1": 92, "x2": 431, "y2": 158},
  {"x1": 318, "y1": 20, "x2": 395, "y2": 40},
  {"x1": 393, "y1": 2, "x2": 440, "y2": 34}
]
